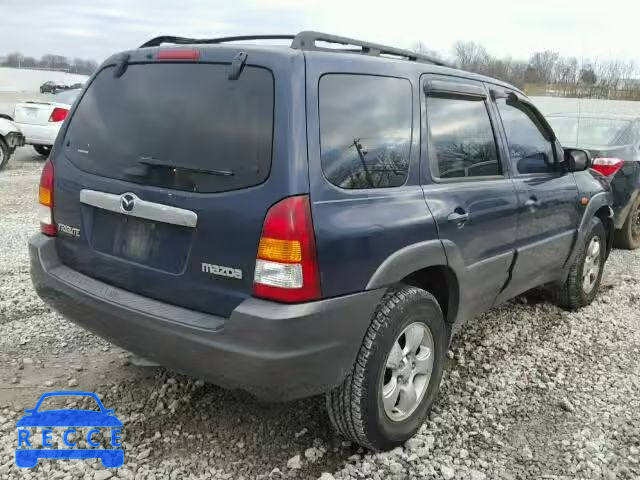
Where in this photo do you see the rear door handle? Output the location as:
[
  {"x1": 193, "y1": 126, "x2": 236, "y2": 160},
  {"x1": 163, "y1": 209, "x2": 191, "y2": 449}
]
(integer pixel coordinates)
[
  {"x1": 447, "y1": 211, "x2": 469, "y2": 226},
  {"x1": 524, "y1": 197, "x2": 542, "y2": 209}
]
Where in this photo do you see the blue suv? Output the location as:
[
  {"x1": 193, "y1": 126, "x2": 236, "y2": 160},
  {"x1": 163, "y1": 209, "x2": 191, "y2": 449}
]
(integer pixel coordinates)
[{"x1": 29, "y1": 32, "x2": 614, "y2": 450}]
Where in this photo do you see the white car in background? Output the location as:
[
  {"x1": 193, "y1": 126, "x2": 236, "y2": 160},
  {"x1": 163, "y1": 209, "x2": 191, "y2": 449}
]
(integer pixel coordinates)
[{"x1": 13, "y1": 89, "x2": 81, "y2": 157}]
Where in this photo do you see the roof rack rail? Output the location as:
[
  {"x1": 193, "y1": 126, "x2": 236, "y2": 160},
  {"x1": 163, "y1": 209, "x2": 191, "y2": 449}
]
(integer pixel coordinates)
[
  {"x1": 291, "y1": 31, "x2": 451, "y2": 67},
  {"x1": 140, "y1": 35, "x2": 296, "y2": 48},
  {"x1": 139, "y1": 31, "x2": 451, "y2": 68}
]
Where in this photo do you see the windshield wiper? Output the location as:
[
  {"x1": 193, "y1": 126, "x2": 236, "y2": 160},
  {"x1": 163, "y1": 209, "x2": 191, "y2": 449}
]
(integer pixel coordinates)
[{"x1": 138, "y1": 156, "x2": 234, "y2": 176}]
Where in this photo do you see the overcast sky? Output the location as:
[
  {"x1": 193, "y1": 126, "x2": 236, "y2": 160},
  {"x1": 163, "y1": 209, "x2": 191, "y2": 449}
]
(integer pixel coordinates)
[{"x1": 2, "y1": 0, "x2": 639, "y2": 63}]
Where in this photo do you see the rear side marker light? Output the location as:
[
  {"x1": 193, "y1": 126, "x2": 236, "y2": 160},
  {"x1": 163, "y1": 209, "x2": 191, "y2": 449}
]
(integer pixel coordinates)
[
  {"x1": 156, "y1": 50, "x2": 200, "y2": 60},
  {"x1": 39, "y1": 159, "x2": 56, "y2": 236},
  {"x1": 592, "y1": 157, "x2": 624, "y2": 177},
  {"x1": 253, "y1": 195, "x2": 321, "y2": 303},
  {"x1": 48, "y1": 107, "x2": 68, "y2": 123}
]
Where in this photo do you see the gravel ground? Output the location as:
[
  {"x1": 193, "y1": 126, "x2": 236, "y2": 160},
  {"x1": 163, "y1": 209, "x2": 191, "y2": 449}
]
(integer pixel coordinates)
[{"x1": 0, "y1": 148, "x2": 638, "y2": 479}]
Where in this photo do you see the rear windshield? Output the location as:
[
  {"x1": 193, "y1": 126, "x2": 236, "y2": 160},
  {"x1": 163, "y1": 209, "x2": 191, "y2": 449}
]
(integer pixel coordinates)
[
  {"x1": 548, "y1": 116, "x2": 632, "y2": 147},
  {"x1": 63, "y1": 63, "x2": 274, "y2": 193}
]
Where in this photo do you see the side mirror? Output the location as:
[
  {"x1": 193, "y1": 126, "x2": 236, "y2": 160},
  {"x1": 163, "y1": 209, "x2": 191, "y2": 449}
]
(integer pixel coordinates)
[{"x1": 564, "y1": 148, "x2": 591, "y2": 172}]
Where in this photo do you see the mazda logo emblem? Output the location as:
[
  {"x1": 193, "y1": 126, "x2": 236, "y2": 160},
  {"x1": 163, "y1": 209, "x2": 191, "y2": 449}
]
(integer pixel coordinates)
[{"x1": 120, "y1": 193, "x2": 136, "y2": 212}]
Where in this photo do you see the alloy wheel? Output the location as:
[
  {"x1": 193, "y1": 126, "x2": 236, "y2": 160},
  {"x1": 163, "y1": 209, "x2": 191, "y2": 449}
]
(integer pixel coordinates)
[
  {"x1": 381, "y1": 322, "x2": 434, "y2": 422},
  {"x1": 582, "y1": 236, "x2": 602, "y2": 294}
]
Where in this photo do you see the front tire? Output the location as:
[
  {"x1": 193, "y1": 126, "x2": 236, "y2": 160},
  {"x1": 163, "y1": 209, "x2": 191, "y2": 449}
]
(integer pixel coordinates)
[
  {"x1": 326, "y1": 287, "x2": 449, "y2": 450},
  {"x1": 614, "y1": 196, "x2": 640, "y2": 250},
  {"x1": 34, "y1": 145, "x2": 52, "y2": 157},
  {"x1": 553, "y1": 217, "x2": 607, "y2": 310}
]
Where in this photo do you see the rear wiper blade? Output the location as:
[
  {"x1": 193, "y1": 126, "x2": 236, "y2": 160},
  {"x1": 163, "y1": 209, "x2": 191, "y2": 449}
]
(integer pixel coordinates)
[{"x1": 138, "y1": 156, "x2": 234, "y2": 176}]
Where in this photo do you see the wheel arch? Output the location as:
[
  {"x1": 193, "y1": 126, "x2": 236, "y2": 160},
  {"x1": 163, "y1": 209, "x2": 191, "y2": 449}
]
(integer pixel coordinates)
[
  {"x1": 401, "y1": 265, "x2": 460, "y2": 325},
  {"x1": 366, "y1": 240, "x2": 461, "y2": 324},
  {"x1": 614, "y1": 189, "x2": 639, "y2": 230},
  {"x1": 578, "y1": 192, "x2": 614, "y2": 258}
]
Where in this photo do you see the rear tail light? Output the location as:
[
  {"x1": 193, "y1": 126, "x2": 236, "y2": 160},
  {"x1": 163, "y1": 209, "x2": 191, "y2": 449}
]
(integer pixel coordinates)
[
  {"x1": 39, "y1": 159, "x2": 56, "y2": 236},
  {"x1": 253, "y1": 195, "x2": 321, "y2": 303},
  {"x1": 592, "y1": 157, "x2": 624, "y2": 177},
  {"x1": 48, "y1": 107, "x2": 68, "y2": 123}
]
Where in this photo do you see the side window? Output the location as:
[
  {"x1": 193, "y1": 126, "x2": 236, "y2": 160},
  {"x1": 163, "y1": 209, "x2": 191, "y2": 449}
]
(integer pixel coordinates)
[
  {"x1": 496, "y1": 99, "x2": 556, "y2": 175},
  {"x1": 319, "y1": 75, "x2": 412, "y2": 189},
  {"x1": 426, "y1": 96, "x2": 501, "y2": 179}
]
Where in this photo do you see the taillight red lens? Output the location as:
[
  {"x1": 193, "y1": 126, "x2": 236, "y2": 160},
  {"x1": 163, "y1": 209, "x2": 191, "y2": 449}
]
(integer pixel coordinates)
[
  {"x1": 156, "y1": 49, "x2": 200, "y2": 60},
  {"x1": 39, "y1": 159, "x2": 56, "y2": 236},
  {"x1": 48, "y1": 107, "x2": 68, "y2": 123},
  {"x1": 592, "y1": 157, "x2": 624, "y2": 177},
  {"x1": 253, "y1": 195, "x2": 321, "y2": 303}
]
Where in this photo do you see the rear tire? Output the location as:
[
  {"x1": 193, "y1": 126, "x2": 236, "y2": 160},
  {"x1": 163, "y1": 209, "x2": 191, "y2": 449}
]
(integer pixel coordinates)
[
  {"x1": 0, "y1": 138, "x2": 9, "y2": 172},
  {"x1": 614, "y1": 196, "x2": 640, "y2": 250},
  {"x1": 326, "y1": 286, "x2": 449, "y2": 450},
  {"x1": 553, "y1": 217, "x2": 607, "y2": 310},
  {"x1": 34, "y1": 145, "x2": 51, "y2": 157}
]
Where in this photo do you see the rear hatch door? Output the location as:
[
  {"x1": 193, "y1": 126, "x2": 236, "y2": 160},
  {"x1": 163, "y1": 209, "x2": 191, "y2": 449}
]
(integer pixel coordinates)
[{"x1": 52, "y1": 49, "x2": 298, "y2": 318}]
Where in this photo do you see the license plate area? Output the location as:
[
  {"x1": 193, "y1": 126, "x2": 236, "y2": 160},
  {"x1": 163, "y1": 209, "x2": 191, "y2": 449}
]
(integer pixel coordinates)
[{"x1": 90, "y1": 209, "x2": 191, "y2": 273}]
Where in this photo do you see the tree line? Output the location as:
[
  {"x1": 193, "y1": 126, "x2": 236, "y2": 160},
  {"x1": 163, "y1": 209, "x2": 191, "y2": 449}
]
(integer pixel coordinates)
[
  {"x1": 415, "y1": 41, "x2": 640, "y2": 101},
  {"x1": 3, "y1": 44, "x2": 639, "y2": 100},
  {"x1": 1, "y1": 52, "x2": 98, "y2": 76}
]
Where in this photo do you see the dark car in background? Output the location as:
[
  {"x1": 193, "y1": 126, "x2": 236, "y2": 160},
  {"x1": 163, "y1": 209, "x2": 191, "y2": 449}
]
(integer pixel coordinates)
[
  {"x1": 548, "y1": 114, "x2": 640, "y2": 249},
  {"x1": 39, "y1": 81, "x2": 83, "y2": 95},
  {"x1": 40, "y1": 81, "x2": 58, "y2": 94}
]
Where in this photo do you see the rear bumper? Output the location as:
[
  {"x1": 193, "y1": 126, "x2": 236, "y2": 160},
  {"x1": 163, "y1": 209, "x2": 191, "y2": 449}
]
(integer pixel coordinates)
[
  {"x1": 14, "y1": 122, "x2": 59, "y2": 146},
  {"x1": 29, "y1": 234, "x2": 383, "y2": 401}
]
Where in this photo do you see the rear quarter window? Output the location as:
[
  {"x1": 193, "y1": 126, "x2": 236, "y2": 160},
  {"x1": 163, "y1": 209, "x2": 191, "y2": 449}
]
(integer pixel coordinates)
[
  {"x1": 319, "y1": 74, "x2": 412, "y2": 189},
  {"x1": 63, "y1": 63, "x2": 274, "y2": 193}
]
